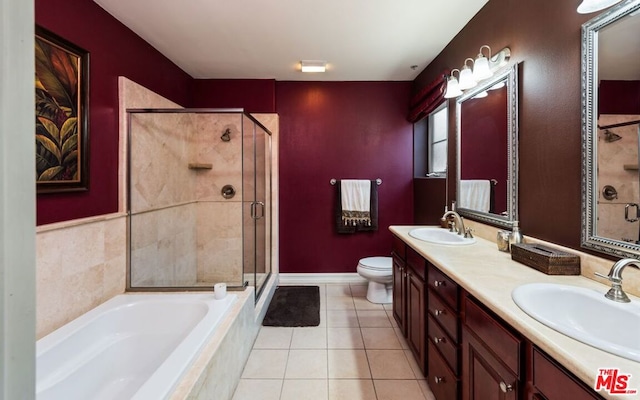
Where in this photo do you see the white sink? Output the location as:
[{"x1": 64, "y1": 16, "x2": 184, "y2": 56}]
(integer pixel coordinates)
[
  {"x1": 512, "y1": 283, "x2": 640, "y2": 362},
  {"x1": 408, "y1": 227, "x2": 476, "y2": 245}
]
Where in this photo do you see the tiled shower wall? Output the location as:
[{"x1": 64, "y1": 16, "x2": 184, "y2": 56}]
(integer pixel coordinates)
[
  {"x1": 129, "y1": 112, "x2": 245, "y2": 287},
  {"x1": 597, "y1": 114, "x2": 640, "y2": 242}
]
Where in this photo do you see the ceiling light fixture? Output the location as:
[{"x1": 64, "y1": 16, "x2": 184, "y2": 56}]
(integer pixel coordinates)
[
  {"x1": 300, "y1": 60, "x2": 327, "y2": 73},
  {"x1": 577, "y1": 0, "x2": 623, "y2": 13}
]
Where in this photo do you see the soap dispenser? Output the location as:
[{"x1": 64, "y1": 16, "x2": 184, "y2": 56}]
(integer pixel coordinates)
[{"x1": 509, "y1": 221, "x2": 523, "y2": 250}]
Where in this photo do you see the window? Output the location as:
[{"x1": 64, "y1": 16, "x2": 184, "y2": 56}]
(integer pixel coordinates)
[{"x1": 427, "y1": 103, "x2": 448, "y2": 177}]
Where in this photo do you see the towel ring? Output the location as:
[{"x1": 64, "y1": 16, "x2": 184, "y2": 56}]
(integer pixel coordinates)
[{"x1": 330, "y1": 178, "x2": 382, "y2": 186}]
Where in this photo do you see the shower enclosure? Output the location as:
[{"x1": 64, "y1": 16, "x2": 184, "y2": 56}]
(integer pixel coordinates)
[{"x1": 126, "y1": 109, "x2": 272, "y2": 300}]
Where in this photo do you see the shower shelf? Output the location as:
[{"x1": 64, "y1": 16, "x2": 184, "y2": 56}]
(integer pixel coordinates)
[
  {"x1": 188, "y1": 163, "x2": 213, "y2": 170},
  {"x1": 623, "y1": 164, "x2": 638, "y2": 171}
]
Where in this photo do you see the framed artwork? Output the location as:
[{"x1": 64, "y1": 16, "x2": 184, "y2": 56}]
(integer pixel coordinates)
[{"x1": 35, "y1": 26, "x2": 89, "y2": 193}]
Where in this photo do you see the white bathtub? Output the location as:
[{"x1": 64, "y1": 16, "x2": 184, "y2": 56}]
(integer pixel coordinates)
[{"x1": 36, "y1": 293, "x2": 237, "y2": 400}]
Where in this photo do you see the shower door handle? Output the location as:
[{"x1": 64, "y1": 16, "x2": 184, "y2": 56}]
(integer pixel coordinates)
[
  {"x1": 625, "y1": 203, "x2": 639, "y2": 222},
  {"x1": 251, "y1": 202, "x2": 265, "y2": 220}
]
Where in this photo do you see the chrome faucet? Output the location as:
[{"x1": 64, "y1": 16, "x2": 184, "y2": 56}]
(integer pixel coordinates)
[
  {"x1": 442, "y1": 210, "x2": 467, "y2": 236},
  {"x1": 595, "y1": 258, "x2": 640, "y2": 303}
]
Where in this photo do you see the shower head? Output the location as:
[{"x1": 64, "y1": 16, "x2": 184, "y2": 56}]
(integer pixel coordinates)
[
  {"x1": 220, "y1": 128, "x2": 231, "y2": 142},
  {"x1": 604, "y1": 129, "x2": 622, "y2": 143}
]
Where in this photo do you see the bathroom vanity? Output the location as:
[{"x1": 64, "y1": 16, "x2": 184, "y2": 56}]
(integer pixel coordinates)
[{"x1": 390, "y1": 225, "x2": 639, "y2": 400}]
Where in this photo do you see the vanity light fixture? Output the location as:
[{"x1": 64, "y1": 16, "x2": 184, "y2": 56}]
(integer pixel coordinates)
[
  {"x1": 444, "y1": 69, "x2": 463, "y2": 98},
  {"x1": 443, "y1": 46, "x2": 511, "y2": 99},
  {"x1": 472, "y1": 45, "x2": 493, "y2": 81},
  {"x1": 300, "y1": 60, "x2": 327, "y2": 73},
  {"x1": 577, "y1": 0, "x2": 623, "y2": 13},
  {"x1": 458, "y1": 58, "x2": 477, "y2": 90}
]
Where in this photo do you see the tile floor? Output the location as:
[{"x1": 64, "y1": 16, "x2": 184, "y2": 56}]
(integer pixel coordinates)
[{"x1": 232, "y1": 283, "x2": 437, "y2": 400}]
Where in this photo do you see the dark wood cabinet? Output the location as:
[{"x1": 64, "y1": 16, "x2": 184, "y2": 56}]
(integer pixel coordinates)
[
  {"x1": 392, "y1": 253, "x2": 407, "y2": 335},
  {"x1": 391, "y1": 235, "x2": 427, "y2": 375},
  {"x1": 391, "y1": 233, "x2": 605, "y2": 400},
  {"x1": 407, "y1": 269, "x2": 426, "y2": 372},
  {"x1": 427, "y1": 263, "x2": 462, "y2": 400},
  {"x1": 462, "y1": 297, "x2": 522, "y2": 400},
  {"x1": 527, "y1": 346, "x2": 603, "y2": 400}
]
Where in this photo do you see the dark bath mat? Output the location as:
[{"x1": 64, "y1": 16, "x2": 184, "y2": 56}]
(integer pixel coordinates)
[{"x1": 262, "y1": 286, "x2": 320, "y2": 327}]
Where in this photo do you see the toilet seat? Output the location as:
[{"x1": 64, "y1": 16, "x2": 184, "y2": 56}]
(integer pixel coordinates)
[{"x1": 358, "y1": 256, "x2": 392, "y2": 271}]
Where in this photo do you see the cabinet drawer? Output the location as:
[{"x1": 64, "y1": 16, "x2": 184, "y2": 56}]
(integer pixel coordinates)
[
  {"x1": 532, "y1": 347, "x2": 602, "y2": 400},
  {"x1": 392, "y1": 235, "x2": 406, "y2": 260},
  {"x1": 428, "y1": 290, "x2": 459, "y2": 343},
  {"x1": 406, "y1": 247, "x2": 426, "y2": 280},
  {"x1": 428, "y1": 340, "x2": 459, "y2": 400},
  {"x1": 428, "y1": 314, "x2": 459, "y2": 375},
  {"x1": 464, "y1": 297, "x2": 522, "y2": 377},
  {"x1": 428, "y1": 264, "x2": 459, "y2": 311}
]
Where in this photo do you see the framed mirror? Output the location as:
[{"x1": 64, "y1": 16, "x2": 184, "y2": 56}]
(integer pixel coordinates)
[
  {"x1": 456, "y1": 64, "x2": 519, "y2": 229},
  {"x1": 582, "y1": 0, "x2": 640, "y2": 258}
]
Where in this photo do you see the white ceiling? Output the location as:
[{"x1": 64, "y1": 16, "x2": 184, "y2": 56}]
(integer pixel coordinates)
[{"x1": 93, "y1": 0, "x2": 489, "y2": 81}]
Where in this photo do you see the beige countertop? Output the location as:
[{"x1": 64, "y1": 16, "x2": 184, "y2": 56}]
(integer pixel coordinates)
[{"x1": 390, "y1": 225, "x2": 640, "y2": 400}]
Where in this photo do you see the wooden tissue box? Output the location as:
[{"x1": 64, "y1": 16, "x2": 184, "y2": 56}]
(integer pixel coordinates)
[{"x1": 510, "y1": 243, "x2": 581, "y2": 275}]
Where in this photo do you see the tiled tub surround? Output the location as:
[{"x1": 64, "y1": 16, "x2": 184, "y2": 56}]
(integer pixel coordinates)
[
  {"x1": 36, "y1": 213, "x2": 127, "y2": 339},
  {"x1": 390, "y1": 225, "x2": 640, "y2": 398}
]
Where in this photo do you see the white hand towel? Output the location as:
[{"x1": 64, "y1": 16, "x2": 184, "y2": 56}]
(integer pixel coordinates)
[
  {"x1": 341, "y1": 179, "x2": 372, "y2": 226},
  {"x1": 459, "y1": 180, "x2": 491, "y2": 213}
]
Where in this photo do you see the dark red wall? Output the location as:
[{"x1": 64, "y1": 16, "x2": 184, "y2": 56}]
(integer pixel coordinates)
[
  {"x1": 35, "y1": 0, "x2": 192, "y2": 225},
  {"x1": 599, "y1": 80, "x2": 640, "y2": 115},
  {"x1": 191, "y1": 79, "x2": 276, "y2": 113},
  {"x1": 276, "y1": 81, "x2": 414, "y2": 273},
  {"x1": 414, "y1": 0, "x2": 592, "y2": 250},
  {"x1": 460, "y1": 87, "x2": 508, "y2": 213}
]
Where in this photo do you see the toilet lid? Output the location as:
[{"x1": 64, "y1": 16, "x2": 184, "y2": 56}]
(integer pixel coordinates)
[{"x1": 359, "y1": 256, "x2": 392, "y2": 271}]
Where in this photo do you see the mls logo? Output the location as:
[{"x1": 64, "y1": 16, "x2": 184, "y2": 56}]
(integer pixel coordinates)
[{"x1": 595, "y1": 369, "x2": 637, "y2": 395}]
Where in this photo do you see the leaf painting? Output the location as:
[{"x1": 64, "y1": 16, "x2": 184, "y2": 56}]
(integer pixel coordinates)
[{"x1": 35, "y1": 27, "x2": 89, "y2": 192}]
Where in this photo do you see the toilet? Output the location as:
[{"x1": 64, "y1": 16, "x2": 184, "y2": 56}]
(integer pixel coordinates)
[{"x1": 356, "y1": 256, "x2": 393, "y2": 304}]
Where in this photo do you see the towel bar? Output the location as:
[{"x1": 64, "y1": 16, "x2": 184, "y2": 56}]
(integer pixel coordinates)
[{"x1": 330, "y1": 178, "x2": 382, "y2": 186}]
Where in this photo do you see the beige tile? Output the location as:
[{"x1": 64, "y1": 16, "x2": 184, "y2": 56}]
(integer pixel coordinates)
[
  {"x1": 349, "y1": 284, "x2": 368, "y2": 297},
  {"x1": 327, "y1": 328, "x2": 364, "y2": 349},
  {"x1": 280, "y1": 379, "x2": 328, "y2": 400},
  {"x1": 253, "y1": 327, "x2": 293, "y2": 349},
  {"x1": 327, "y1": 284, "x2": 352, "y2": 297},
  {"x1": 393, "y1": 327, "x2": 409, "y2": 350},
  {"x1": 326, "y1": 296, "x2": 355, "y2": 310},
  {"x1": 291, "y1": 327, "x2": 327, "y2": 349},
  {"x1": 328, "y1": 379, "x2": 376, "y2": 400},
  {"x1": 362, "y1": 328, "x2": 402, "y2": 349},
  {"x1": 383, "y1": 303, "x2": 394, "y2": 311},
  {"x1": 357, "y1": 310, "x2": 392, "y2": 328},
  {"x1": 232, "y1": 379, "x2": 282, "y2": 400},
  {"x1": 326, "y1": 310, "x2": 359, "y2": 327},
  {"x1": 387, "y1": 311, "x2": 399, "y2": 328},
  {"x1": 241, "y1": 349, "x2": 289, "y2": 379},
  {"x1": 285, "y1": 350, "x2": 328, "y2": 379},
  {"x1": 328, "y1": 349, "x2": 371, "y2": 379},
  {"x1": 367, "y1": 350, "x2": 416, "y2": 379},
  {"x1": 417, "y1": 379, "x2": 437, "y2": 400},
  {"x1": 353, "y1": 297, "x2": 385, "y2": 311},
  {"x1": 405, "y1": 349, "x2": 426, "y2": 379},
  {"x1": 374, "y1": 379, "x2": 427, "y2": 400}
]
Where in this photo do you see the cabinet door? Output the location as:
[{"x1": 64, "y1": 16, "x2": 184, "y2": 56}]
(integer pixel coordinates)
[
  {"x1": 407, "y1": 271, "x2": 426, "y2": 375},
  {"x1": 392, "y1": 255, "x2": 406, "y2": 334},
  {"x1": 463, "y1": 327, "x2": 518, "y2": 400}
]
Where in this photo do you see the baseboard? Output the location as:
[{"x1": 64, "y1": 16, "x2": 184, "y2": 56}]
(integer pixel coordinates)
[{"x1": 278, "y1": 273, "x2": 367, "y2": 285}]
